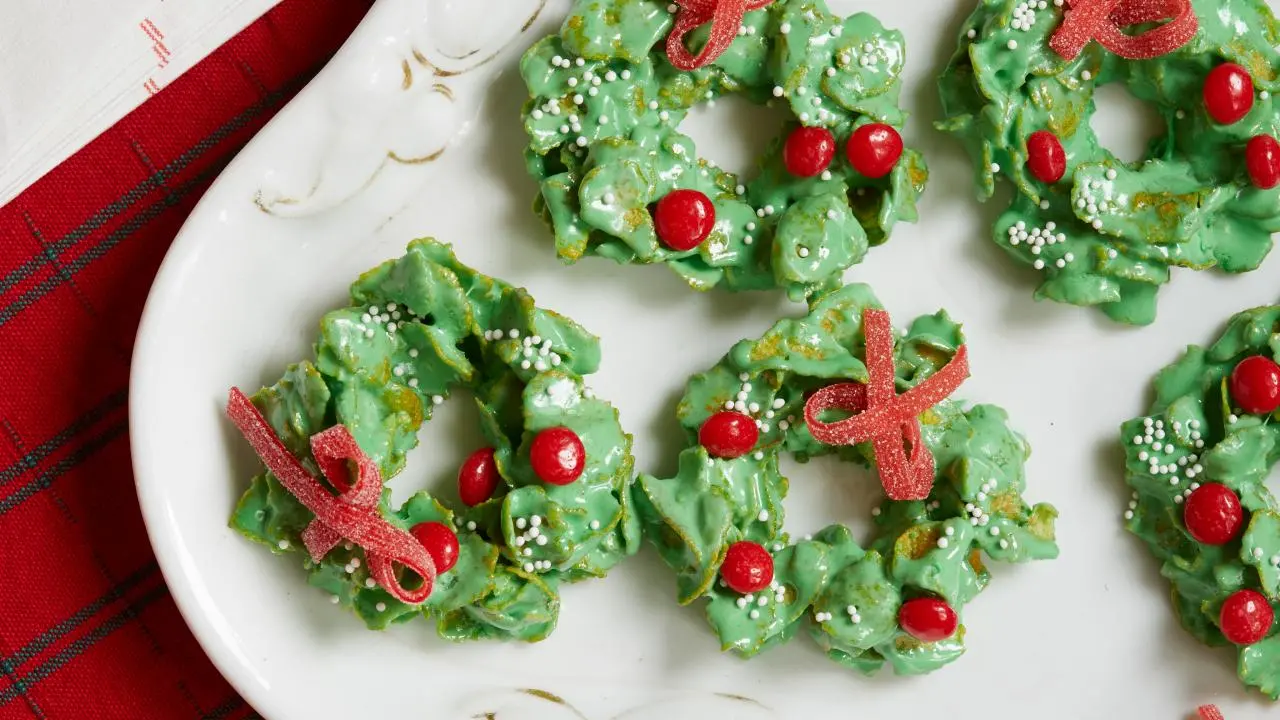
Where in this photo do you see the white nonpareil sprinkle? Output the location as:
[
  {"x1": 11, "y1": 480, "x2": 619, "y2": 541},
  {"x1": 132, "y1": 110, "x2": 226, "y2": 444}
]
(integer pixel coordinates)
[
  {"x1": 277, "y1": 540, "x2": 290, "y2": 550},
  {"x1": 749, "y1": 610, "x2": 761, "y2": 620},
  {"x1": 937, "y1": 538, "x2": 950, "y2": 549},
  {"x1": 375, "y1": 602, "x2": 387, "y2": 612}
]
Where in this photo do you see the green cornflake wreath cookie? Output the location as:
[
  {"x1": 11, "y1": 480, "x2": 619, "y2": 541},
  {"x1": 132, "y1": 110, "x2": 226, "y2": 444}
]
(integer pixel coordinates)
[
  {"x1": 938, "y1": 0, "x2": 1280, "y2": 325},
  {"x1": 1121, "y1": 305, "x2": 1280, "y2": 698},
  {"x1": 226, "y1": 238, "x2": 640, "y2": 642},
  {"x1": 519, "y1": 0, "x2": 927, "y2": 301},
  {"x1": 635, "y1": 283, "x2": 1058, "y2": 675}
]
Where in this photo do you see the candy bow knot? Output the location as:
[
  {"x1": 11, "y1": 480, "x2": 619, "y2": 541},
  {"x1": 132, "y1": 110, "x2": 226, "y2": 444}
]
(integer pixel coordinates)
[
  {"x1": 665, "y1": 0, "x2": 774, "y2": 71},
  {"x1": 226, "y1": 388, "x2": 437, "y2": 604},
  {"x1": 803, "y1": 309, "x2": 969, "y2": 501},
  {"x1": 1049, "y1": 0, "x2": 1198, "y2": 60}
]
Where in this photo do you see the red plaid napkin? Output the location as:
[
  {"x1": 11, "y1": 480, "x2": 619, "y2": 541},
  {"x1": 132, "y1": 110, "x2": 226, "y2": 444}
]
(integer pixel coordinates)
[{"x1": 0, "y1": 1, "x2": 371, "y2": 716}]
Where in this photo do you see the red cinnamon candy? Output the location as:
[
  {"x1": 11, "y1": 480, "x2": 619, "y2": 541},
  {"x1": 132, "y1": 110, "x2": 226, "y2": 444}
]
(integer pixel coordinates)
[
  {"x1": 665, "y1": 0, "x2": 774, "y2": 71},
  {"x1": 226, "y1": 388, "x2": 437, "y2": 604},
  {"x1": 1049, "y1": 0, "x2": 1198, "y2": 60},
  {"x1": 804, "y1": 309, "x2": 970, "y2": 500}
]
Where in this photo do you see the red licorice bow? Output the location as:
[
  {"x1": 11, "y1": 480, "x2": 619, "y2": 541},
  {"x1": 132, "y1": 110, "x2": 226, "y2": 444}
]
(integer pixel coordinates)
[
  {"x1": 1050, "y1": 0, "x2": 1198, "y2": 60},
  {"x1": 1198, "y1": 705, "x2": 1225, "y2": 720},
  {"x1": 665, "y1": 0, "x2": 773, "y2": 71},
  {"x1": 803, "y1": 309, "x2": 970, "y2": 501},
  {"x1": 226, "y1": 388, "x2": 437, "y2": 604}
]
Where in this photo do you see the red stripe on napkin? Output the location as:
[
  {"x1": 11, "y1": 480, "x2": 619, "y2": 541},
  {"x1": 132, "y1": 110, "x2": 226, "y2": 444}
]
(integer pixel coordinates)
[{"x1": 0, "y1": 1, "x2": 371, "y2": 717}]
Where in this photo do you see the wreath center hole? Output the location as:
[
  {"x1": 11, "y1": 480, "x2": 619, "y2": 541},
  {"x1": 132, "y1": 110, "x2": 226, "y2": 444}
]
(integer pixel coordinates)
[
  {"x1": 389, "y1": 386, "x2": 488, "y2": 508},
  {"x1": 1089, "y1": 82, "x2": 1165, "y2": 164},
  {"x1": 678, "y1": 94, "x2": 793, "y2": 178},
  {"x1": 777, "y1": 453, "x2": 882, "y2": 543}
]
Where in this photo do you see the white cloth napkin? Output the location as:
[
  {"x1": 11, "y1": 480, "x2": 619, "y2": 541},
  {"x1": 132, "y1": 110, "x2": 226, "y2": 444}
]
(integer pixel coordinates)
[{"x1": 0, "y1": 0, "x2": 281, "y2": 205}]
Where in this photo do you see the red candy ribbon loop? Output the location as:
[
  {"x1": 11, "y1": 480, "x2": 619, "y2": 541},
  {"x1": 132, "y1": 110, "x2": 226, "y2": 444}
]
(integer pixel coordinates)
[
  {"x1": 1049, "y1": 0, "x2": 1198, "y2": 60},
  {"x1": 226, "y1": 388, "x2": 436, "y2": 604},
  {"x1": 665, "y1": 0, "x2": 773, "y2": 71},
  {"x1": 1198, "y1": 706, "x2": 1225, "y2": 720},
  {"x1": 803, "y1": 309, "x2": 970, "y2": 501}
]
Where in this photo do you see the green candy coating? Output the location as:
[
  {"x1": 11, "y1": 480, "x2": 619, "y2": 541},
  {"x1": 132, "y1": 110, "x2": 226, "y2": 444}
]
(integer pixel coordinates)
[
  {"x1": 636, "y1": 283, "x2": 1058, "y2": 675},
  {"x1": 1122, "y1": 305, "x2": 1280, "y2": 698},
  {"x1": 939, "y1": 0, "x2": 1280, "y2": 325},
  {"x1": 230, "y1": 239, "x2": 641, "y2": 641},
  {"x1": 520, "y1": 0, "x2": 926, "y2": 300}
]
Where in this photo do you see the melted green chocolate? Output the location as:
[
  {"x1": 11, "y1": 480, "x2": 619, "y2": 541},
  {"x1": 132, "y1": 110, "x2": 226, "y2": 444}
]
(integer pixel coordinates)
[
  {"x1": 230, "y1": 239, "x2": 641, "y2": 641},
  {"x1": 521, "y1": 0, "x2": 927, "y2": 301},
  {"x1": 636, "y1": 283, "x2": 1058, "y2": 675},
  {"x1": 939, "y1": 0, "x2": 1280, "y2": 325},
  {"x1": 1122, "y1": 305, "x2": 1280, "y2": 698}
]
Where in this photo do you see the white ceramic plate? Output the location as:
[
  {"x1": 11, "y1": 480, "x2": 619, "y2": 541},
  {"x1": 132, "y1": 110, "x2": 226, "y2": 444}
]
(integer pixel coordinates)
[{"x1": 131, "y1": 1, "x2": 1280, "y2": 717}]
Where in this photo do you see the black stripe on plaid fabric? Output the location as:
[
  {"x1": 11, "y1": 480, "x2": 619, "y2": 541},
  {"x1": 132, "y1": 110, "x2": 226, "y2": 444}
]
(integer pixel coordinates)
[
  {"x1": 0, "y1": 391, "x2": 126, "y2": 490},
  {"x1": 0, "y1": 585, "x2": 169, "y2": 706},
  {"x1": 0, "y1": 161, "x2": 225, "y2": 330},
  {"x1": 0, "y1": 655, "x2": 47, "y2": 719},
  {"x1": 201, "y1": 694, "x2": 249, "y2": 720},
  {"x1": 4, "y1": 563, "x2": 159, "y2": 669},
  {"x1": 0, "y1": 420, "x2": 128, "y2": 517},
  {"x1": 0, "y1": 69, "x2": 318, "y2": 328}
]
